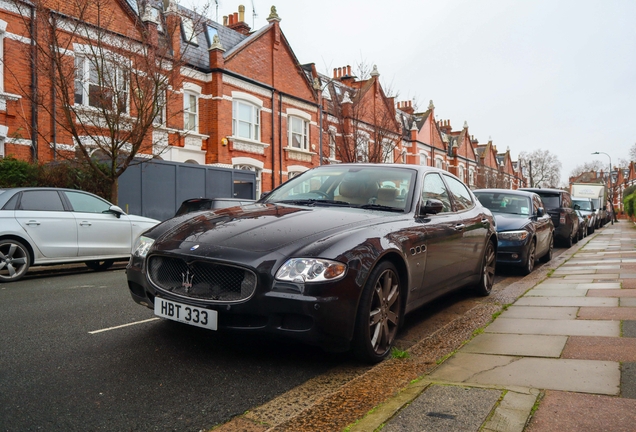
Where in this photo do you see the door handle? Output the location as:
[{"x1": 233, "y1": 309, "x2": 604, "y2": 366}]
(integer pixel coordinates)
[
  {"x1": 454, "y1": 223, "x2": 465, "y2": 231},
  {"x1": 26, "y1": 220, "x2": 40, "y2": 226},
  {"x1": 79, "y1": 221, "x2": 92, "y2": 226}
]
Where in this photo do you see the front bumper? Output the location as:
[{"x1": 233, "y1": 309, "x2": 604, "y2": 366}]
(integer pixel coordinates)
[
  {"x1": 495, "y1": 239, "x2": 531, "y2": 267},
  {"x1": 126, "y1": 255, "x2": 361, "y2": 352}
]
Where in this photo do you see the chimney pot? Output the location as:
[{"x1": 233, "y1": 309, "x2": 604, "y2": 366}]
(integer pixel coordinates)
[
  {"x1": 333, "y1": 68, "x2": 337, "y2": 78},
  {"x1": 223, "y1": 15, "x2": 228, "y2": 26},
  {"x1": 238, "y1": 5, "x2": 245, "y2": 22},
  {"x1": 233, "y1": 12, "x2": 238, "y2": 23},
  {"x1": 347, "y1": 65, "x2": 351, "y2": 76}
]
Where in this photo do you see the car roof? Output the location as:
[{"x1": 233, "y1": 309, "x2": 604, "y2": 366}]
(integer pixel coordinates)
[
  {"x1": 474, "y1": 189, "x2": 537, "y2": 198},
  {"x1": 520, "y1": 187, "x2": 569, "y2": 194}
]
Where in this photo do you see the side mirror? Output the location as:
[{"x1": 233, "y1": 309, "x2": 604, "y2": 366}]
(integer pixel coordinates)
[
  {"x1": 109, "y1": 205, "x2": 125, "y2": 218},
  {"x1": 573, "y1": 204, "x2": 580, "y2": 210},
  {"x1": 537, "y1": 207, "x2": 545, "y2": 217},
  {"x1": 260, "y1": 191, "x2": 271, "y2": 199},
  {"x1": 420, "y1": 198, "x2": 444, "y2": 215}
]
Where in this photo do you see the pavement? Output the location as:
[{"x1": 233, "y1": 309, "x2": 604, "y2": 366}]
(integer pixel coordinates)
[{"x1": 348, "y1": 221, "x2": 636, "y2": 432}]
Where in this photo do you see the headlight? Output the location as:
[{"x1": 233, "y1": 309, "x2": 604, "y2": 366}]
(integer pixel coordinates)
[
  {"x1": 275, "y1": 258, "x2": 347, "y2": 283},
  {"x1": 498, "y1": 230, "x2": 529, "y2": 241},
  {"x1": 132, "y1": 236, "x2": 155, "y2": 258}
]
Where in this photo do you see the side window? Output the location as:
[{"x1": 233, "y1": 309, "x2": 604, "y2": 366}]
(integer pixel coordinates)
[
  {"x1": 444, "y1": 175, "x2": 474, "y2": 211},
  {"x1": 422, "y1": 173, "x2": 451, "y2": 213},
  {"x1": 65, "y1": 191, "x2": 111, "y2": 213},
  {"x1": 19, "y1": 191, "x2": 65, "y2": 211},
  {"x1": 562, "y1": 193, "x2": 571, "y2": 208}
]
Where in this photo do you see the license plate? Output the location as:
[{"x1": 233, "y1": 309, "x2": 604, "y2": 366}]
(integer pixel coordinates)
[{"x1": 154, "y1": 297, "x2": 218, "y2": 330}]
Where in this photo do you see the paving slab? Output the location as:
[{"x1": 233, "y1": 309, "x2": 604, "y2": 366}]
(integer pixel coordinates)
[
  {"x1": 484, "y1": 318, "x2": 620, "y2": 337},
  {"x1": 563, "y1": 274, "x2": 618, "y2": 280},
  {"x1": 621, "y1": 298, "x2": 636, "y2": 307},
  {"x1": 587, "y1": 289, "x2": 636, "y2": 297},
  {"x1": 482, "y1": 391, "x2": 538, "y2": 432},
  {"x1": 622, "y1": 363, "x2": 636, "y2": 399},
  {"x1": 623, "y1": 279, "x2": 636, "y2": 289},
  {"x1": 526, "y1": 390, "x2": 636, "y2": 432},
  {"x1": 576, "y1": 282, "x2": 623, "y2": 289},
  {"x1": 578, "y1": 307, "x2": 636, "y2": 320},
  {"x1": 499, "y1": 306, "x2": 578, "y2": 320},
  {"x1": 462, "y1": 333, "x2": 567, "y2": 357},
  {"x1": 515, "y1": 296, "x2": 618, "y2": 307},
  {"x1": 555, "y1": 265, "x2": 621, "y2": 271},
  {"x1": 430, "y1": 353, "x2": 620, "y2": 395},
  {"x1": 552, "y1": 269, "x2": 598, "y2": 275},
  {"x1": 624, "y1": 321, "x2": 636, "y2": 338},
  {"x1": 561, "y1": 336, "x2": 636, "y2": 362},
  {"x1": 525, "y1": 289, "x2": 587, "y2": 297},
  {"x1": 620, "y1": 273, "x2": 636, "y2": 279},
  {"x1": 383, "y1": 385, "x2": 501, "y2": 432}
]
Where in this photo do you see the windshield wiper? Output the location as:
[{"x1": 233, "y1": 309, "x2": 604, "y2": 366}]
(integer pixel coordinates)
[
  {"x1": 358, "y1": 203, "x2": 404, "y2": 212},
  {"x1": 276, "y1": 199, "x2": 351, "y2": 206}
]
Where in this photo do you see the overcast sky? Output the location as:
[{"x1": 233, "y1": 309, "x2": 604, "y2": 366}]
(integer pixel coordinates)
[{"x1": 192, "y1": 0, "x2": 636, "y2": 184}]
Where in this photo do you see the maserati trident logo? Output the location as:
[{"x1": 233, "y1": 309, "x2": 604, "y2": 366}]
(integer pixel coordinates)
[{"x1": 181, "y1": 269, "x2": 194, "y2": 292}]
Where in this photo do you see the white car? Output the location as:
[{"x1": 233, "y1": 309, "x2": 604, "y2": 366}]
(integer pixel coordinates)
[{"x1": 0, "y1": 187, "x2": 159, "y2": 282}]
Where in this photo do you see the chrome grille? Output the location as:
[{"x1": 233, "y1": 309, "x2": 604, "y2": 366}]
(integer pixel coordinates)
[{"x1": 147, "y1": 256, "x2": 257, "y2": 302}]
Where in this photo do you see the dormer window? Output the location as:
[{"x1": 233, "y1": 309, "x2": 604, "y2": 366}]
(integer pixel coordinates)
[{"x1": 181, "y1": 17, "x2": 198, "y2": 46}]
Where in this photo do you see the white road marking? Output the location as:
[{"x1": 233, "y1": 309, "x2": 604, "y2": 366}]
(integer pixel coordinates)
[{"x1": 89, "y1": 318, "x2": 160, "y2": 334}]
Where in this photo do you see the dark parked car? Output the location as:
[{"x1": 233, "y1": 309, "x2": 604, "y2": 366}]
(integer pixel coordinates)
[
  {"x1": 127, "y1": 164, "x2": 497, "y2": 363},
  {"x1": 474, "y1": 189, "x2": 554, "y2": 274},
  {"x1": 520, "y1": 188, "x2": 579, "y2": 247},
  {"x1": 175, "y1": 197, "x2": 256, "y2": 217},
  {"x1": 574, "y1": 208, "x2": 588, "y2": 240},
  {"x1": 0, "y1": 187, "x2": 159, "y2": 282}
]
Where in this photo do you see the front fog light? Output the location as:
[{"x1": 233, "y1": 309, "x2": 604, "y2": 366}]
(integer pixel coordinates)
[
  {"x1": 275, "y1": 258, "x2": 347, "y2": 283},
  {"x1": 133, "y1": 236, "x2": 155, "y2": 258}
]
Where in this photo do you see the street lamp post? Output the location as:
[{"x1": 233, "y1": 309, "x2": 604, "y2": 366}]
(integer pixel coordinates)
[{"x1": 592, "y1": 151, "x2": 613, "y2": 225}]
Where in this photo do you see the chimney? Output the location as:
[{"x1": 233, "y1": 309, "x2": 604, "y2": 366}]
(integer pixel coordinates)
[
  {"x1": 439, "y1": 119, "x2": 452, "y2": 134},
  {"x1": 227, "y1": 6, "x2": 251, "y2": 35},
  {"x1": 398, "y1": 100, "x2": 414, "y2": 115},
  {"x1": 223, "y1": 15, "x2": 228, "y2": 26},
  {"x1": 341, "y1": 65, "x2": 355, "y2": 83}
]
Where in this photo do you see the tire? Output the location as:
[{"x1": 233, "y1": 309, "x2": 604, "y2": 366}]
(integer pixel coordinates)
[
  {"x1": 474, "y1": 240, "x2": 496, "y2": 296},
  {"x1": 522, "y1": 240, "x2": 536, "y2": 275},
  {"x1": 540, "y1": 234, "x2": 553, "y2": 263},
  {"x1": 352, "y1": 261, "x2": 402, "y2": 363},
  {"x1": 85, "y1": 260, "x2": 115, "y2": 271},
  {"x1": 0, "y1": 239, "x2": 31, "y2": 282},
  {"x1": 565, "y1": 230, "x2": 573, "y2": 248}
]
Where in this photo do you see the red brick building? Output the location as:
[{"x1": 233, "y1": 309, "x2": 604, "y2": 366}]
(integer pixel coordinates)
[{"x1": 0, "y1": 0, "x2": 526, "y2": 195}]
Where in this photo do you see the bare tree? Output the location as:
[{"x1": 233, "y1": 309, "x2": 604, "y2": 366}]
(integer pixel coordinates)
[
  {"x1": 518, "y1": 149, "x2": 561, "y2": 188},
  {"x1": 7, "y1": 0, "x2": 208, "y2": 203},
  {"x1": 324, "y1": 65, "x2": 401, "y2": 164},
  {"x1": 569, "y1": 160, "x2": 605, "y2": 179},
  {"x1": 629, "y1": 142, "x2": 636, "y2": 162}
]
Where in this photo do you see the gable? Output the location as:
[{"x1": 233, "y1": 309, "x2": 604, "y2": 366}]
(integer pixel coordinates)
[{"x1": 224, "y1": 26, "x2": 315, "y2": 101}]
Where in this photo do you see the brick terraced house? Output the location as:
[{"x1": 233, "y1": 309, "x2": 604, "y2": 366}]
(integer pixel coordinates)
[{"x1": 0, "y1": 0, "x2": 526, "y2": 196}]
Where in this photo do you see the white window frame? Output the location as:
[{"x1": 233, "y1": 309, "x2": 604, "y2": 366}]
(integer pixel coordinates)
[
  {"x1": 435, "y1": 157, "x2": 444, "y2": 169},
  {"x1": 458, "y1": 165, "x2": 465, "y2": 182},
  {"x1": 74, "y1": 52, "x2": 129, "y2": 113},
  {"x1": 469, "y1": 168, "x2": 475, "y2": 186},
  {"x1": 356, "y1": 133, "x2": 369, "y2": 163},
  {"x1": 288, "y1": 116, "x2": 309, "y2": 150},
  {"x1": 383, "y1": 140, "x2": 395, "y2": 163},
  {"x1": 329, "y1": 131, "x2": 336, "y2": 160},
  {"x1": 232, "y1": 93, "x2": 262, "y2": 142},
  {"x1": 0, "y1": 19, "x2": 5, "y2": 94},
  {"x1": 184, "y1": 91, "x2": 198, "y2": 132},
  {"x1": 181, "y1": 17, "x2": 198, "y2": 45}
]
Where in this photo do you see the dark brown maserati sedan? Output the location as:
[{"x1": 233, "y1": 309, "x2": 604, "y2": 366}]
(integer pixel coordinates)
[{"x1": 127, "y1": 164, "x2": 497, "y2": 363}]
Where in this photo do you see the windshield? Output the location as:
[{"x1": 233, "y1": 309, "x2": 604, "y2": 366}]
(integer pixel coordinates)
[
  {"x1": 261, "y1": 166, "x2": 416, "y2": 211},
  {"x1": 573, "y1": 200, "x2": 593, "y2": 211},
  {"x1": 535, "y1": 194, "x2": 560, "y2": 210},
  {"x1": 475, "y1": 192, "x2": 531, "y2": 216}
]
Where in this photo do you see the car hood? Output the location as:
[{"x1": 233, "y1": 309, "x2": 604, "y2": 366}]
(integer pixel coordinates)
[
  {"x1": 492, "y1": 213, "x2": 530, "y2": 232},
  {"x1": 151, "y1": 203, "x2": 390, "y2": 254},
  {"x1": 127, "y1": 214, "x2": 160, "y2": 225}
]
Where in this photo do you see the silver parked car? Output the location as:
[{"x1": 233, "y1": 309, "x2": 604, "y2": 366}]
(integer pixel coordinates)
[{"x1": 0, "y1": 187, "x2": 159, "y2": 282}]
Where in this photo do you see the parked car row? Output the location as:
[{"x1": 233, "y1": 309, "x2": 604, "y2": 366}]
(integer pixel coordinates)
[{"x1": 1, "y1": 171, "x2": 605, "y2": 364}]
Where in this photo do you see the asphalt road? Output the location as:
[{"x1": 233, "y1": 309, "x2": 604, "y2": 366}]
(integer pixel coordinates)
[
  {"x1": 0, "y1": 267, "x2": 342, "y2": 432},
  {"x1": 0, "y1": 249, "x2": 566, "y2": 432}
]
